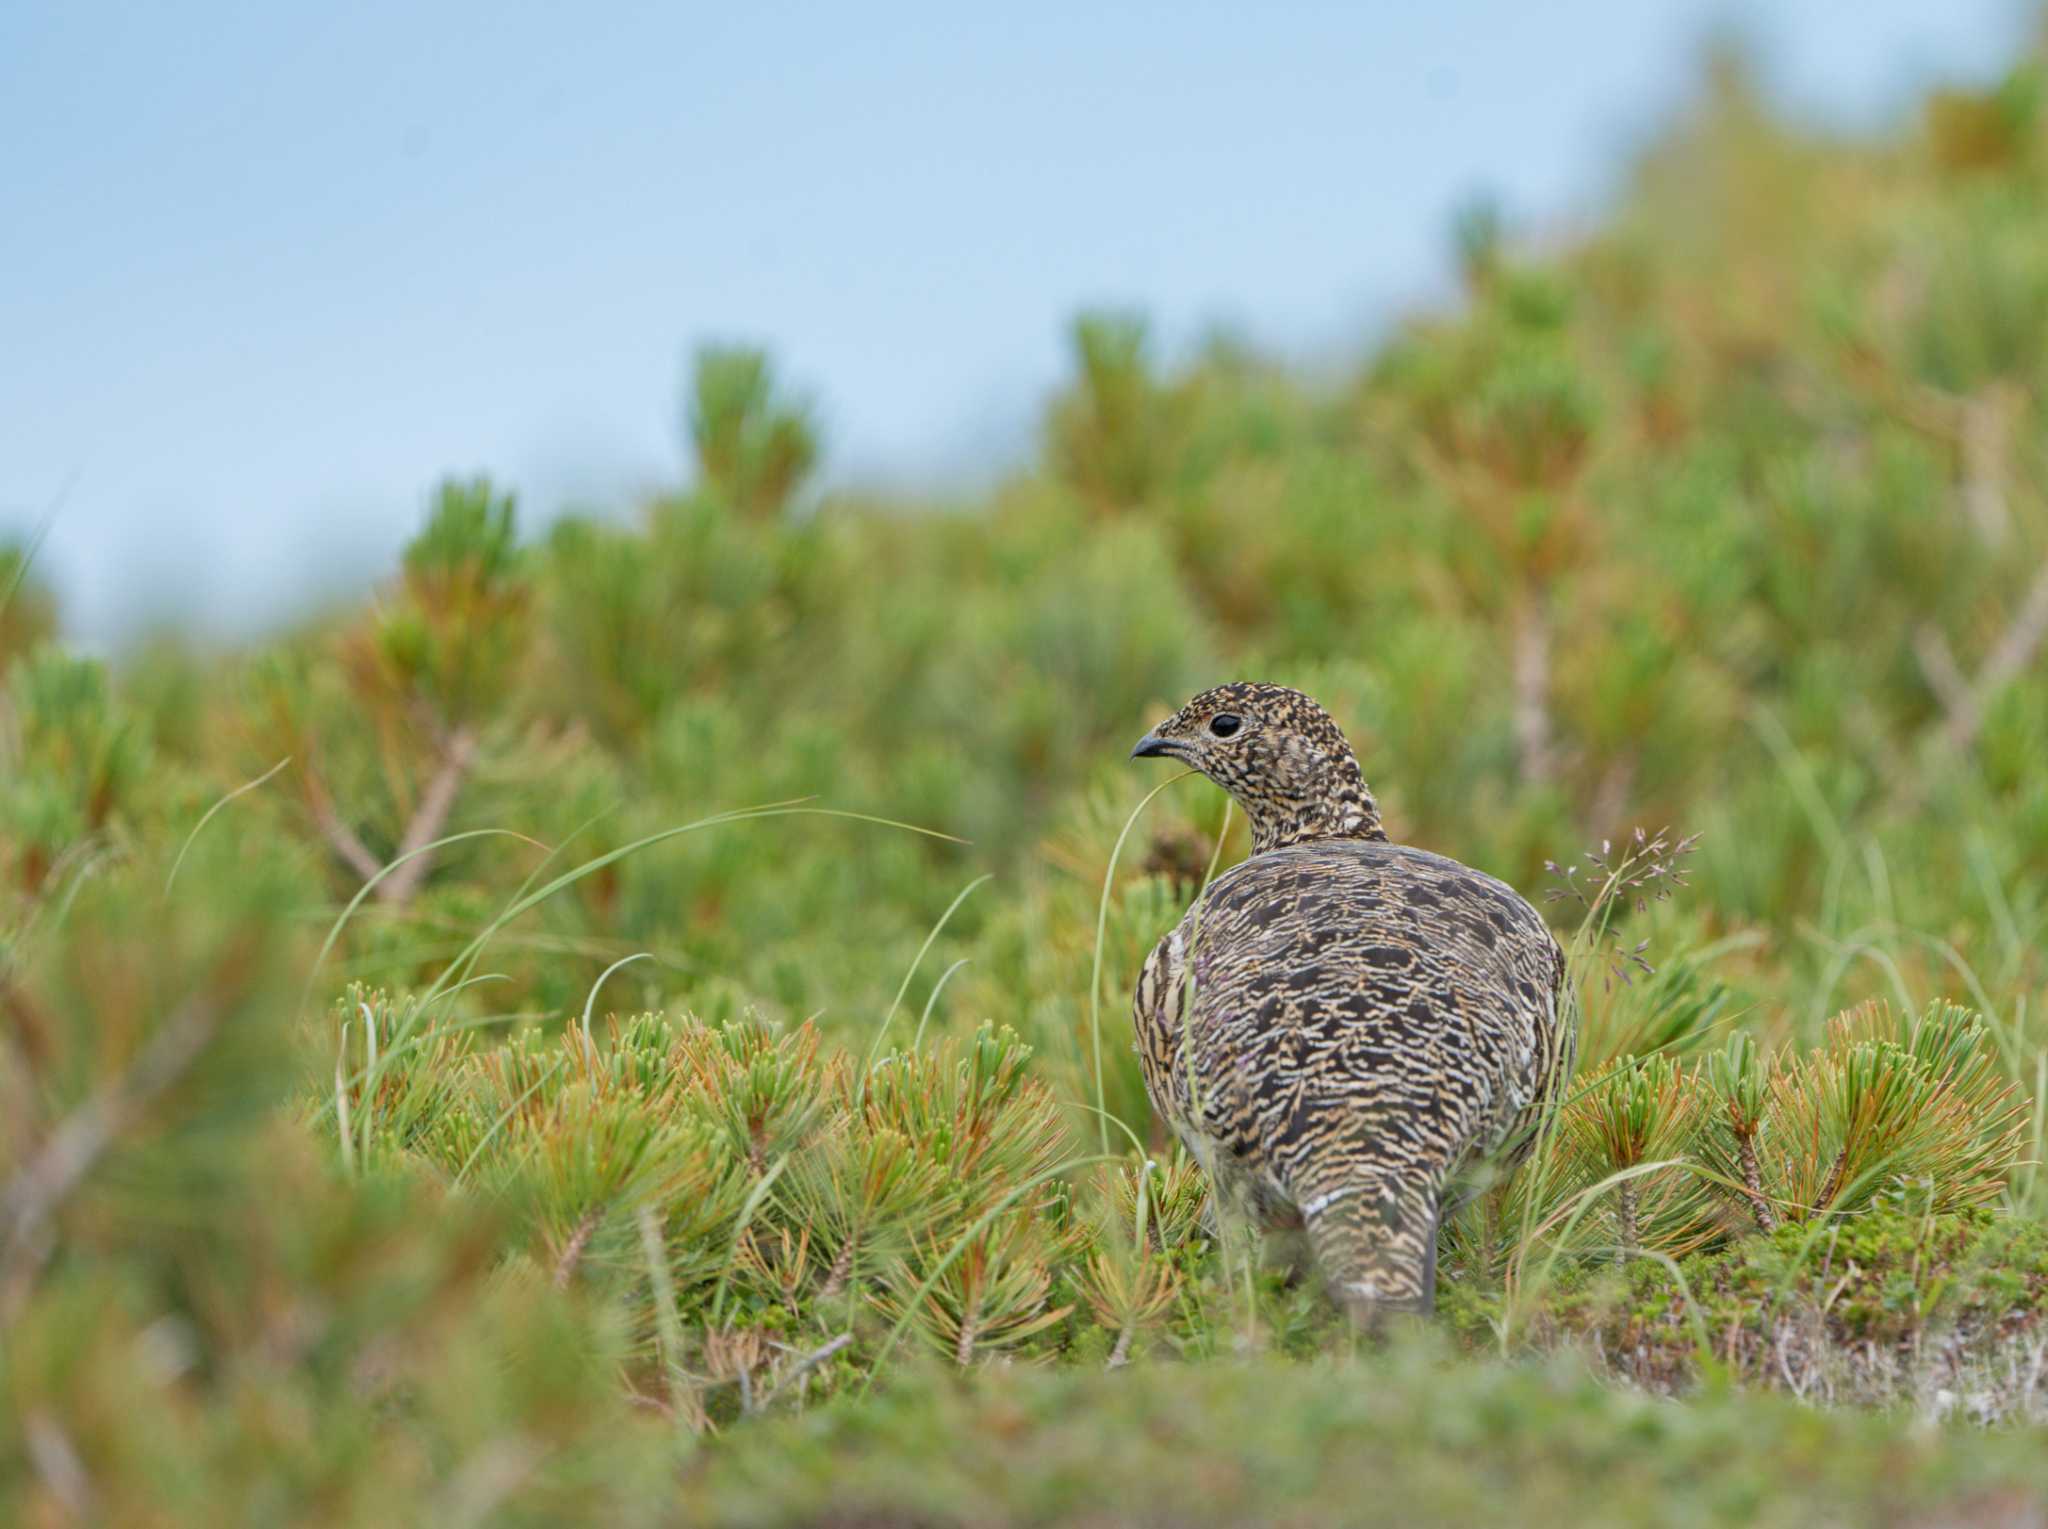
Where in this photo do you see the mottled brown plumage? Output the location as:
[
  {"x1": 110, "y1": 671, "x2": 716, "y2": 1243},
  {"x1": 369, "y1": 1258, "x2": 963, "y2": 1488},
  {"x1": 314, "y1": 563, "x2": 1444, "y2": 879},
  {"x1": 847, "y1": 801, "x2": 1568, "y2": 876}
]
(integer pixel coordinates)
[{"x1": 1130, "y1": 683, "x2": 1571, "y2": 1320}]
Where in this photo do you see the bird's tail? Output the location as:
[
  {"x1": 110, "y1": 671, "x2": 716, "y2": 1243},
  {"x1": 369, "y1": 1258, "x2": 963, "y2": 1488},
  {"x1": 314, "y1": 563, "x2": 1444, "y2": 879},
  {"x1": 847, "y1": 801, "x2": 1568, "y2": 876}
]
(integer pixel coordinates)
[{"x1": 1298, "y1": 1167, "x2": 1442, "y2": 1322}]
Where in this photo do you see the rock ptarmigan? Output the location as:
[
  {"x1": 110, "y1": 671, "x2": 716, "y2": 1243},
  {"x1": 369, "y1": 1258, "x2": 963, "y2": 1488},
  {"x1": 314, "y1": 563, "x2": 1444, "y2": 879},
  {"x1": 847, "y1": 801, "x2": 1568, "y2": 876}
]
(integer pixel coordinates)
[{"x1": 1130, "y1": 683, "x2": 1572, "y2": 1319}]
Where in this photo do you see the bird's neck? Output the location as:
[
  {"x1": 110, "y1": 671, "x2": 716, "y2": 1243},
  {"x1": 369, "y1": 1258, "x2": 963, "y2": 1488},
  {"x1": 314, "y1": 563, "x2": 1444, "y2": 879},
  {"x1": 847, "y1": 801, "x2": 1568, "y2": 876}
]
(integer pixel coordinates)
[{"x1": 1244, "y1": 756, "x2": 1388, "y2": 854}]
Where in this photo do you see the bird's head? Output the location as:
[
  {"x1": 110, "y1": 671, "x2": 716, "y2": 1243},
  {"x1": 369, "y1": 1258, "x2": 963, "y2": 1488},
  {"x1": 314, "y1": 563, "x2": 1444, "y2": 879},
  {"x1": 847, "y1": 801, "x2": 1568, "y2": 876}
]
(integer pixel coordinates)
[{"x1": 1130, "y1": 682, "x2": 1386, "y2": 854}]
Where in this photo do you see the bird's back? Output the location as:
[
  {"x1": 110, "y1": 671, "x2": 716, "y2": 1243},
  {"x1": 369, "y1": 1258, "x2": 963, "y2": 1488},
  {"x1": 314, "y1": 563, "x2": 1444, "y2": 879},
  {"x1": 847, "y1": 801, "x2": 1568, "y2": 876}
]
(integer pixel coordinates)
[{"x1": 1134, "y1": 839, "x2": 1568, "y2": 1218}]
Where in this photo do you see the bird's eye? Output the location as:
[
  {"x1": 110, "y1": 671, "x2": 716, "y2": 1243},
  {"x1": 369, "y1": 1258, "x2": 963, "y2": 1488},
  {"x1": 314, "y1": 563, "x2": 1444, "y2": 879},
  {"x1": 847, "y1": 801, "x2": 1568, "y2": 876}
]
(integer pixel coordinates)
[{"x1": 1208, "y1": 714, "x2": 1242, "y2": 738}]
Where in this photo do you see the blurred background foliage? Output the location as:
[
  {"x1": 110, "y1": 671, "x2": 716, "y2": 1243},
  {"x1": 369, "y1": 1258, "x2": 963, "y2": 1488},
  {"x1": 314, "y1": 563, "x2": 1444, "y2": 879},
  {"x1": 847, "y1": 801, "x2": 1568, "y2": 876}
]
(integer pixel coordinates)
[{"x1": 8, "y1": 34, "x2": 2048, "y2": 1523}]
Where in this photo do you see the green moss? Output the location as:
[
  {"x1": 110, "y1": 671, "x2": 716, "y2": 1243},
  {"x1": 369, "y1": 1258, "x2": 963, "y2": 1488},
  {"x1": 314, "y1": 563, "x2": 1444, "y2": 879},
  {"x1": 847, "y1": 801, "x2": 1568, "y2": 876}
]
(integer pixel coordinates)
[{"x1": 1488, "y1": 1208, "x2": 2048, "y2": 1398}]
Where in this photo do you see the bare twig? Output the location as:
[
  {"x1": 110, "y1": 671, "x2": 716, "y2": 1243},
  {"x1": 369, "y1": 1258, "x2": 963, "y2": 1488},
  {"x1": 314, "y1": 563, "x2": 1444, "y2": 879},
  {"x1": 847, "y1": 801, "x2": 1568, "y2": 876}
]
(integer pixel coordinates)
[
  {"x1": 1108, "y1": 1323, "x2": 1135, "y2": 1369},
  {"x1": 1512, "y1": 596, "x2": 1556, "y2": 789},
  {"x1": 1958, "y1": 383, "x2": 2017, "y2": 547},
  {"x1": 1959, "y1": 560, "x2": 2048, "y2": 740},
  {"x1": 1918, "y1": 558, "x2": 2048, "y2": 756},
  {"x1": 0, "y1": 995, "x2": 219, "y2": 1320},
  {"x1": 435, "y1": 1436, "x2": 544, "y2": 1529},
  {"x1": 304, "y1": 766, "x2": 385, "y2": 885},
  {"x1": 302, "y1": 725, "x2": 480, "y2": 907},
  {"x1": 757, "y1": 1332, "x2": 854, "y2": 1413},
  {"x1": 24, "y1": 1410, "x2": 93, "y2": 1516},
  {"x1": 380, "y1": 725, "x2": 479, "y2": 906},
  {"x1": 1587, "y1": 753, "x2": 1637, "y2": 845},
  {"x1": 1912, "y1": 625, "x2": 1973, "y2": 723}
]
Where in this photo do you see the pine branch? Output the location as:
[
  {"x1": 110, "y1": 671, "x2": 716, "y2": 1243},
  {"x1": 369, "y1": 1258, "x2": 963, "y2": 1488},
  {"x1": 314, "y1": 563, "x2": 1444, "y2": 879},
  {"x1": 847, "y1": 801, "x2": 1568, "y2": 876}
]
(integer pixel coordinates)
[
  {"x1": 303, "y1": 764, "x2": 385, "y2": 885},
  {"x1": 1614, "y1": 1179, "x2": 1639, "y2": 1258},
  {"x1": 23, "y1": 1411, "x2": 93, "y2": 1516},
  {"x1": 553, "y1": 1206, "x2": 603, "y2": 1289},
  {"x1": 1957, "y1": 384, "x2": 2018, "y2": 547},
  {"x1": 954, "y1": 1305, "x2": 980, "y2": 1368},
  {"x1": 1107, "y1": 1322, "x2": 1135, "y2": 1369},
  {"x1": 379, "y1": 725, "x2": 479, "y2": 907},
  {"x1": 1916, "y1": 557, "x2": 2048, "y2": 756},
  {"x1": 1512, "y1": 596, "x2": 1556, "y2": 788},
  {"x1": 1738, "y1": 1134, "x2": 1779, "y2": 1234},
  {"x1": 1588, "y1": 752, "x2": 1637, "y2": 843},
  {"x1": 1912, "y1": 625, "x2": 1973, "y2": 725},
  {"x1": 820, "y1": 1236, "x2": 857, "y2": 1300},
  {"x1": 757, "y1": 1332, "x2": 853, "y2": 1412},
  {"x1": 302, "y1": 726, "x2": 479, "y2": 907},
  {"x1": 1814, "y1": 1146, "x2": 1850, "y2": 1219},
  {"x1": 1959, "y1": 560, "x2": 2048, "y2": 743},
  {"x1": 0, "y1": 993, "x2": 218, "y2": 1321}
]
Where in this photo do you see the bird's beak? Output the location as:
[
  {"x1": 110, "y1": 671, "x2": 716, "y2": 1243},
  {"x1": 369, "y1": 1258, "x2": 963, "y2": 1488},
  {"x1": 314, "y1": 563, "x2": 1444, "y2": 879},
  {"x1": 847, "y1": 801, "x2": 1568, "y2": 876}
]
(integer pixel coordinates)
[{"x1": 1130, "y1": 732, "x2": 1177, "y2": 760}]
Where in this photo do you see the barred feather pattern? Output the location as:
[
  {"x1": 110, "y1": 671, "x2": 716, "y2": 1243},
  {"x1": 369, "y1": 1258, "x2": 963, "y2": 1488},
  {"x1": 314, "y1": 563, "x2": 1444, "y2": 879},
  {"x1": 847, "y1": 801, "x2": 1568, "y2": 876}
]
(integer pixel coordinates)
[{"x1": 1130, "y1": 685, "x2": 1571, "y2": 1319}]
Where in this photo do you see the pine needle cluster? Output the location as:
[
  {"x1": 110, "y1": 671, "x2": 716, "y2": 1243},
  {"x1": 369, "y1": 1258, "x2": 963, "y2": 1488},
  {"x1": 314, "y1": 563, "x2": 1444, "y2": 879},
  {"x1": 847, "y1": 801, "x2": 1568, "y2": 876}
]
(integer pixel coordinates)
[{"x1": 349, "y1": 1005, "x2": 1089, "y2": 1417}]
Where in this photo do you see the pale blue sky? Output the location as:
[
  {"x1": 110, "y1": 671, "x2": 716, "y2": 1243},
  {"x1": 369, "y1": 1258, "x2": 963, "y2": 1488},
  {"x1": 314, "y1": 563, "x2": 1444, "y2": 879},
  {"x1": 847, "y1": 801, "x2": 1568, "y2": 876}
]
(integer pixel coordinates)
[{"x1": 1, "y1": 1, "x2": 2032, "y2": 643}]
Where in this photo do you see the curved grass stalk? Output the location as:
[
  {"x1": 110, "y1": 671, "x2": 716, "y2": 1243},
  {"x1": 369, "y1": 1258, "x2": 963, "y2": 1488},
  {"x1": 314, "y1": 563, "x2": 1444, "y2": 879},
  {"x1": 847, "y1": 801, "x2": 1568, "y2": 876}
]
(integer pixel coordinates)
[
  {"x1": 581, "y1": 952, "x2": 653, "y2": 1042},
  {"x1": 710, "y1": 1156, "x2": 789, "y2": 1328},
  {"x1": 327, "y1": 978, "x2": 514, "y2": 1104},
  {"x1": 329, "y1": 932, "x2": 674, "y2": 984},
  {"x1": 1069, "y1": 1105, "x2": 1159, "y2": 1247},
  {"x1": 1505, "y1": 1156, "x2": 1704, "y2": 1347},
  {"x1": 357, "y1": 1001, "x2": 379, "y2": 1167},
  {"x1": 334, "y1": 1018, "x2": 355, "y2": 1176},
  {"x1": 164, "y1": 756, "x2": 290, "y2": 896},
  {"x1": 307, "y1": 798, "x2": 806, "y2": 1017},
  {"x1": 452, "y1": 1057, "x2": 566, "y2": 1188},
  {"x1": 1087, "y1": 772, "x2": 1195, "y2": 1154},
  {"x1": 865, "y1": 874, "x2": 992, "y2": 1074},
  {"x1": 330, "y1": 1006, "x2": 536, "y2": 1094},
  {"x1": 1860, "y1": 840, "x2": 1897, "y2": 937},
  {"x1": 1500, "y1": 1064, "x2": 1575, "y2": 1329},
  {"x1": 321, "y1": 803, "x2": 957, "y2": 1165},
  {"x1": 14, "y1": 838, "x2": 116, "y2": 946},
  {"x1": 1795, "y1": 921, "x2": 1919, "y2": 1025},
  {"x1": 1070, "y1": 1102, "x2": 1148, "y2": 1160},
  {"x1": 0, "y1": 480, "x2": 66, "y2": 623},
  {"x1": 2019, "y1": 1048, "x2": 2047, "y2": 1214},
  {"x1": 1502, "y1": 847, "x2": 1648, "y2": 1305},
  {"x1": 1749, "y1": 707, "x2": 1846, "y2": 864},
  {"x1": 1886, "y1": 927, "x2": 2012, "y2": 1070},
  {"x1": 1963, "y1": 827, "x2": 2026, "y2": 980},
  {"x1": 511, "y1": 804, "x2": 620, "y2": 906},
  {"x1": 301, "y1": 827, "x2": 549, "y2": 1014},
  {"x1": 1198, "y1": 799, "x2": 1233, "y2": 890},
  {"x1": 416, "y1": 805, "x2": 959, "y2": 1020},
  {"x1": 910, "y1": 958, "x2": 972, "y2": 1052},
  {"x1": 1177, "y1": 797, "x2": 1232, "y2": 1154}
]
